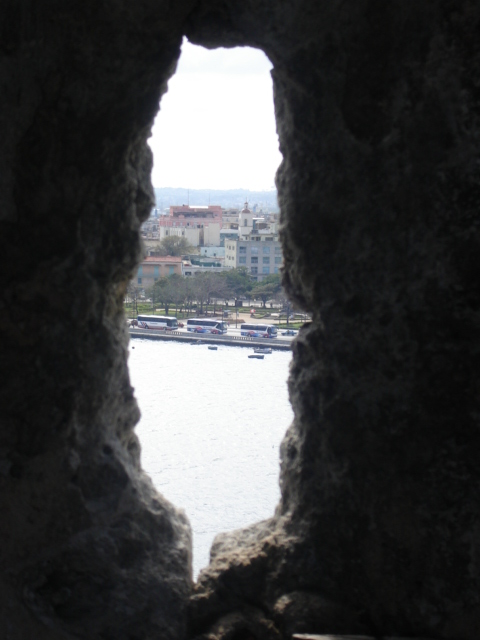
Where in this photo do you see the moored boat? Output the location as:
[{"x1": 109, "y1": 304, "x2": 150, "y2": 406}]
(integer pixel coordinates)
[{"x1": 253, "y1": 347, "x2": 272, "y2": 354}]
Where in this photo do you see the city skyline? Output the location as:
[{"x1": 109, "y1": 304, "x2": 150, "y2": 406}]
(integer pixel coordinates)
[{"x1": 148, "y1": 39, "x2": 282, "y2": 192}]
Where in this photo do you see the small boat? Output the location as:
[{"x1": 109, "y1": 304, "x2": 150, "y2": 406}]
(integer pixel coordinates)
[
  {"x1": 248, "y1": 354, "x2": 264, "y2": 359},
  {"x1": 253, "y1": 347, "x2": 272, "y2": 354},
  {"x1": 208, "y1": 346, "x2": 218, "y2": 350}
]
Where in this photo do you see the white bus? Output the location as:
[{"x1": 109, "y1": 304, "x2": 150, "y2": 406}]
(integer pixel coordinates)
[
  {"x1": 136, "y1": 315, "x2": 178, "y2": 330},
  {"x1": 240, "y1": 323, "x2": 278, "y2": 338},
  {"x1": 186, "y1": 318, "x2": 228, "y2": 334}
]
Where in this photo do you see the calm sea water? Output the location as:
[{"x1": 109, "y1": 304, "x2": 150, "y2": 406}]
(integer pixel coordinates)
[{"x1": 128, "y1": 338, "x2": 293, "y2": 576}]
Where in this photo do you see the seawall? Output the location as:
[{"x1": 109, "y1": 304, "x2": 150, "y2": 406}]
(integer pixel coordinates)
[{"x1": 129, "y1": 328, "x2": 292, "y2": 350}]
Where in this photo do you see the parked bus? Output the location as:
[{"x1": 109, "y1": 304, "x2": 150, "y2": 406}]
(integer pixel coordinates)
[
  {"x1": 240, "y1": 323, "x2": 278, "y2": 338},
  {"x1": 136, "y1": 315, "x2": 178, "y2": 330},
  {"x1": 186, "y1": 318, "x2": 228, "y2": 334}
]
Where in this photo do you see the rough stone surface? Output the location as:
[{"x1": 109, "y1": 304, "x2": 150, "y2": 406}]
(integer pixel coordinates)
[
  {"x1": 191, "y1": 607, "x2": 281, "y2": 640},
  {"x1": 1, "y1": 1, "x2": 479, "y2": 639},
  {"x1": 0, "y1": 1, "x2": 195, "y2": 638},
  {"x1": 187, "y1": 2, "x2": 480, "y2": 639},
  {"x1": 273, "y1": 592, "x2": 369, "y2": 639}
]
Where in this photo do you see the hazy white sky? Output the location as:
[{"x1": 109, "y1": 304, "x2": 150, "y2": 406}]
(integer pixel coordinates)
[{"x1": 148, "y1": 39, "x2": 282, "y2": 191}]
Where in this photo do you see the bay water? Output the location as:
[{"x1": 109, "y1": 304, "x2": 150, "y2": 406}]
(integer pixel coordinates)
[{"x1": 128, "y1": 338, "x2": 293, "y2": 576}]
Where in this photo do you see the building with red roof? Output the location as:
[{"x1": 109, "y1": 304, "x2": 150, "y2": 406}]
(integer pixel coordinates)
[
  {"x1": 157, "y1": 205, "x2": 223, "y2": 228},
  {"x1": 136, "y1": 256, "x2": 183, "y2": 288}
]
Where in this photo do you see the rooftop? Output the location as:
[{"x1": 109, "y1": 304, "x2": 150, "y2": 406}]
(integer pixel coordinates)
[{"x1": 143, "y1": 256, "x2": 183, "y2": 263}]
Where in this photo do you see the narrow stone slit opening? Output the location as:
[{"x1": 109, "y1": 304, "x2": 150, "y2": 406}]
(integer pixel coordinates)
[{"x1": 127, "y1": 40, "x2": 295, "y2": 577}]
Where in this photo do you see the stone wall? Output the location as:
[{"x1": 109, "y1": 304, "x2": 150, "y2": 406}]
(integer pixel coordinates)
[{"x1": 0, "y1": 1, "x2": 479, "y2": 639}]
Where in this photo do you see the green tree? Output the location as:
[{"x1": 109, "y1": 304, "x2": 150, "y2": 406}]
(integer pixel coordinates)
[
  {"x1": 126, "y1": 282, "x2": 142, "y2": 318},
  {"x1": 151, "y1": 236, "x2": 195, "y2": 257},
  {"x1": 220, "y1": 267, "x2": 253, "y2": 300},
  {"x1": 191, "y1": 272, "x2": 229, "y2": 315},
  {"x1": 251, "y1": 273, "x2": 282, "y2": 307},
  {"x1": 167, "y1": 273, "x2": 188, "y2": 315},
  {"x1": 149, "y1": 277, "x2": 176, "y2": 315}
]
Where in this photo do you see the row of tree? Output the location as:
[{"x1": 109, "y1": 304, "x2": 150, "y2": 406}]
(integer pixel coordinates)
[{"x1": 128, "y1": 269, "x2": 287, "y2": 316}]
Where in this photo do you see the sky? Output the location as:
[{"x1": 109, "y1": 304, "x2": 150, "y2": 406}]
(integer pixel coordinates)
[{"x1": 148, "y1": 39, "x2": 282, "y2": 191}]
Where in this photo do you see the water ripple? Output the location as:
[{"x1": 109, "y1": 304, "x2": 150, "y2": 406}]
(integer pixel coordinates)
[{"x1": 128, "y1": 339, "x2": 293, "y2": 576}]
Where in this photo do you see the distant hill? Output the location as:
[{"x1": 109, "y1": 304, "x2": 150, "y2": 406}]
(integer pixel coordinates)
[{"x1": 154, "y1": 187, "x2": 279, "y2": 213}]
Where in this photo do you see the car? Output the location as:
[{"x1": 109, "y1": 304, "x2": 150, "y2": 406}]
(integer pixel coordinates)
[{"x1": 282, "y1": 329, "x2": 297, "y2": 336}]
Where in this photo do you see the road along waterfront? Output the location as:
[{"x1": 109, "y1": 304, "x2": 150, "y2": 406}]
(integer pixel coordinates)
[
  {"x1": 128, "y1": 338, "x2": 293, "y2": 577},
  {"x1": 129, "y1": 326, "x2": 293, "y2": 350}
]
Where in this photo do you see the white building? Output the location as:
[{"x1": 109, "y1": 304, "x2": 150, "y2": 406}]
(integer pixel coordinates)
[
  {"x1": 158, "y1": 223, "x2": 220, "y2": 247},
  {"x1": 238, "y1": 201, "x2": 254, "y2": 237},
  {"x1": 225, "y1": 202, "x2": 283, "y2": 280}
]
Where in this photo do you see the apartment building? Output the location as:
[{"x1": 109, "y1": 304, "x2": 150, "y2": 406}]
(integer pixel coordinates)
[
  {"x1": 225, "y1": 238, "x2": 283, "y2": 281},
  {"x1": 224, "y1": 201, "x2": 283, "y2": 280},
  {"x1": 136, "y1": 256, "x2": 183, "y2": 288}
]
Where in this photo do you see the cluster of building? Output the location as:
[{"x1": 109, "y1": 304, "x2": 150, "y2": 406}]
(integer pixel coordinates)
[
  {"x1": 143, "y1": 204, "x2": 223, "y2": 247},
  {"x1": 137, "y1": 202, "x2": 282, "y2": 289}
]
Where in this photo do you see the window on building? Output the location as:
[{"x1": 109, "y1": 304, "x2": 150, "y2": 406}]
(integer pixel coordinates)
[
  {"x1": 275, "y1": 257, "x2": 282, "y2": 264},
  {"x1": 263, "y1": 257, "x2": 270, "y2": 264},
  {"x1": 137, "y1": 277, "x2": 142, "y2": 284},
  {"x1": 256, "y1": 237, "x2": 260, "y2": 241},
  {"x1": 265, "y1": 237, "x2": 273, "y2": 241},
  {"x1": 169, "y1": 266, "x2": 174, "y2": 275},
  {"x1": 263, "y1": 246, "x2": 270, "y2": 253},
  {"x1": 274, "y1": 267, "x2": 279, "y2": 273},
  {"x1": 250, "y1": 246, "x2": 258, "y2": 255},
  {"x1": 263, "y1": 266, "x2": 270, "y2": 274},
  {"x1": 239, "y1": 246, "x2": 246, "y2": 253},
  {"x1": 251, "y1": 267, "x2": 258, "y2": 275},
  {"x1": 251, "y1": 257, "x2": 258, "y2": 264},
  {"x1": 275, "y1": 246, "x2": 281, "y2": 253},
  {"x1": 239, "y1": 257, "x2": 247, "y2": 264}
]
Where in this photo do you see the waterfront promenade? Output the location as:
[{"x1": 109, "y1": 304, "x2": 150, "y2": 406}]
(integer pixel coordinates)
[{"x1": 129, "y1": 327, "x2": 293, "y2": 350}]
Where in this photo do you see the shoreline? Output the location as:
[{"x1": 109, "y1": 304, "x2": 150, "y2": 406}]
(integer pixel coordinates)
[{"x1": 129, "y1": 328, "x2": 292, "y2": 350}]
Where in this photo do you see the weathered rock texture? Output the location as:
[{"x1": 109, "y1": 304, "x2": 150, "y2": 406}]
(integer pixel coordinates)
[
  {"x1": 0, "y1": 1, "x2": 479, "y2": 639},
  {"x1": 0, "y1": 2, "x2": 195, "y2": 638}
]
